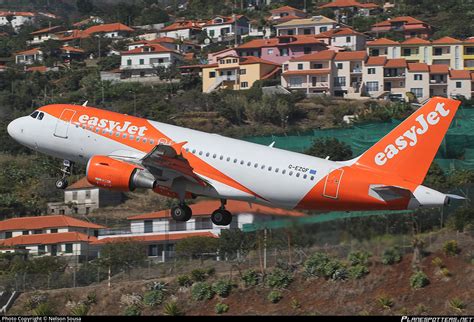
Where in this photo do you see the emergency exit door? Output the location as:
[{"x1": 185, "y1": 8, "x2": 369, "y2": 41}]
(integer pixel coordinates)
[
  {"x1": 54, "y1": 109, "x2": 76, "y2": 138},
  {"x1": 323, "y1": 168, "x2": 344, "y2": 199}
]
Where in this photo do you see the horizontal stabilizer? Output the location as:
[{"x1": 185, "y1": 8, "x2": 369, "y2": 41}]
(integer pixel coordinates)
[
  {"x1": 369, "y1": 185, "x2": 412, "y2": 202},
  {"x1": 445, "y1": 194, "x2": 465, "y2": 200}
]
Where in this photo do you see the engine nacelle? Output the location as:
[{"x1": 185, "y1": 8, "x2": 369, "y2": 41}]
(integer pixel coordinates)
[{"x1": 86, "y1": 156, "x2": 156, "y2": 192}]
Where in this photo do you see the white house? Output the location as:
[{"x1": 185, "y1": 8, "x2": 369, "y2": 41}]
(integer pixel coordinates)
[
  {"x1": 315, "y1": 27, "x2": 366, "y2": 51},
  {"x1": 275, "y1": 15, "x2": 338, "y2": 36},
  {"x1": 120, "y1": 43, "x2": 184, "y2": 78},
  {"x1": 30, "y1": 25, "x2": 63, "y2": 45},
  {"x1": 15, "y1": 48, "x2": 43, "y2": 65},
  {"x1": 159, "y1": 20, "x2": 204, "y2": 40},
  {"x1": 0, "y1": 11, "x2": 36, "y2": 30},
  {"x1": 202, "y1": 15, "x2": 250, "y2": 41}
]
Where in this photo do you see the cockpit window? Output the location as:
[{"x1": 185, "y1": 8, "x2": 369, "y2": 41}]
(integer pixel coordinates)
[
  {"x1": 37, "y1": 112, "x2": 44, "y2": 120},
  {"x1": 30, "y1": 111, "x2": 39, "y2": 119}
]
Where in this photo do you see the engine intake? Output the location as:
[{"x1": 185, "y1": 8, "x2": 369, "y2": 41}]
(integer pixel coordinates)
[{"x1": 86, "y1": 156, "x2": 156, "y2": 191}]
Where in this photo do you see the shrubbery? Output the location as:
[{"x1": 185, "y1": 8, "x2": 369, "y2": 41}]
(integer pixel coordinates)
[
  {"x1": 304, "y1": 252, "x2": 330, "y2": 277},
  {"x1": 267, "y1": 290, "x2": 282, "y2": 303},
  {"x1": 410, "y1": 271, "x2": 430, "y2": 289},
  {"x1": 265, "y1": 268, "x2": 293, "y2": 289},
  {"x1": 143, "y1": 290, "x2": 165, "y2": 306},
  {"x1": 212, "y1": 279, "x2": 232, "y2": 298},
  {"x1": 443, "y1": 240, "x2": 460, "y2": 256},
  {"x1": 215, "y1": 302, "x2": 229, "y2": 314},
  {"x1": 191, "y1": 282, "x2": 215, "y2": 301},
  {"x1": 348, "y1": 251, "x2": 372, "y2": 266},
  {"x1": 348, "y1": 264, "x2": 369, "y2": 279},
  {"x1": 124, "y1": 304, "x2": 142, "y2": 316},
  {"x1": 177, "y1": 275, "x2": 193, "y2": 287},
  {"x1": 381, "y1": 247, "x2": 402, "y2": 265},
  {"x1": 191, "y1": 268, "x2": 208, "y2": 282},
  {"x1": 162, "y1": 301, "x2": 183, "y2": 316},
  {"x1": 241, "y1": 269, "x2": 260, "y2": 287}
]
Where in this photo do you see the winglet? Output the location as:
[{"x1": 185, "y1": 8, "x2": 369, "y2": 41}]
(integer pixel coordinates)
[{"x1": 171, "y1": 141, "x2": 188, "y2": 156}]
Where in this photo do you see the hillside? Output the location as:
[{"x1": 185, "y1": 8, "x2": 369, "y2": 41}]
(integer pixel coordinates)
[{"x1": 7, "y1": 230, "x2": 473, "y2": 316}]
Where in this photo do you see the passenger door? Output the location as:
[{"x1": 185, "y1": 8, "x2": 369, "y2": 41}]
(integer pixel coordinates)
[
  {"x1": 323, "y1": 168, "x2": 344, "y2": 199},
  {"x1": 54, "y1": 109, "x2": 76, "y2": 139}
]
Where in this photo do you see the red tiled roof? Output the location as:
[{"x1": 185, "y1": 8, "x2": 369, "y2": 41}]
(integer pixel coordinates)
[
  {"x1": 127, "y1": 199, "x2": 306, "y2": 221},
  {"x1": 66, "y1": 177, "x2": 95, "y2": 190},
  {"x1": 93, "y1": 231, "x2": 217, "y2": 245},
  {"x1": 61, "y1": 46, "x2": 84, "y2": 53},
  {"x1": 282, "y1": 69, "x2": 331, "y2": 75},
  {"x1": 315, "y1": 27, "x2": 364, "y2": 38},
  {"x1": 0, "y1": 11, "x2": 35, "y2": 17},
  {"x1": 262, "y1": 66, "x2": 281, "y2": 79},
  {"x1": 0, "y1": 215, "x2": 105, "y2": 231},
  {"x1": 237, "y1": 35, "x2": 324, "y2": 49},
  {"x1": 83, "y1": 23, "x2": 134, "y2": 36},
  {"x1": 31, "y1": 25, "x2": 62, "y2": 35},
  {"x1": 2, "y1": 232, "x2": 96, "y2": 246},
  {"x1": 26, "y1": 66, "x2": 48, "y2": 72},
  {"x1": 15, "y1": 47, "x2": 41, "y2": 56},
  {"x1": 319, "y1": 0, "x2": 379, "y2": 9},
  {"x1": 203, "y1": 15, "x2": 246, "y2": 27},
  {"x1": 401, "y1": 37, "x2": 430, "y2": 45},
  {"x1": 365, "y1": 56, "x2": 387, "y2": 66},
  {"x1": 384, "y1": 58, "x2": 407, "y2": 68},
  {"x1": 268, "y1": 14, "x2": 302, "y2": 23},
  {"x1": 465, "y1": 38, "x2": 474, "y2": 44},
  {"x1": 407, "y1": 62, "x2": 429, "y2": 72},
  {"x1": 432, "y1": 36, "x2": 462, "y2": 44},
  {"x1": 367, "y1": 38, "x2": 400, "y2": 46},
  {"x1": 57, "y1": 29, "x2": 87, "y2": 41},
  {"x1": 270, "y1": 5, "x2": 305, "y2": 14},
  {"x1": 160, "y1": 20, "x2": 203, "y2": 32},
  {"x1": 429, "y1": 64, "x2": 449, "y2": 74},
  {"x1": 240, "y1": 56, "x2": 281, "y2": 66},
  {"x1": 335, "y1": 50, "x2": 367, "y2": 61},
  {"x1": 449, "y1": 69, "x2": 471, "y2": 79},
  {"x1": 290, "y1": 49, "x2": 336, "y2": 61},
  {"x1": 121, "y1": 43, "x2": 178, "y2": 55},
  {"x1": 372, "y1": 16, "x2": 426, "y2": 27}
]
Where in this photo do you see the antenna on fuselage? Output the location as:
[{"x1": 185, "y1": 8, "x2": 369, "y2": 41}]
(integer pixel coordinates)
[
  {"x1": 82, "y1": 100, "x2": 88, "y2": 106},
  {"x1": 268, "y1": 141, "x2": 275, "y2": 148},
  {"x1": 325, "y1": 156, "x2": 330, "y2": 160}
]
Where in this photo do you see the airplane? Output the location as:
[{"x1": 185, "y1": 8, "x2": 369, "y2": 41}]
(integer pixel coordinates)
[{"x1": 7, "y1": 96, "x2": 463, "y2": 226}]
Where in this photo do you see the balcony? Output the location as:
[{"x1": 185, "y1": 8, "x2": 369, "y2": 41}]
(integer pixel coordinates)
[
  {"x1": 309, "y1": 82, "x2": 329, "y2": 88},
  {"x1": 217, "y1": 74, "x2": 238, "y2": 82},
  {"x1": 384, "y1": 72, "x2": 405, "y2": 78},
  {"x1": 429, "y1": 79, "x2": 447, "y2": 85},
  {"x1": 351, "y1": 68, "x2": 362, "y2": 74}
]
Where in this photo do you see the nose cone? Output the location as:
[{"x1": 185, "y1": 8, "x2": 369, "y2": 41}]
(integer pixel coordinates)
[{"x1": 7, "y1": 119, "x2": 18, "y2": 139}]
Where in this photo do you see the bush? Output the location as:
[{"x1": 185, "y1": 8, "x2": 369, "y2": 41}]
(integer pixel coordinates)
[
  {"x1": 206, "y1": 267, "x2": 216, "y2": 277},
  {"x1": 149, "y1": 281, "x2": 167, "y2": 291},
  {"x1": 443, "y1": 240, "x2": 460, "y2": 256},
  {"x1": 290, "y1": 298, "x2": 301, "y2": 310},
  {"x1": 177, "y1": 275, "x2": 193, "y2": 287},
  {"x1": 212, "y1": 279, "x2": 232, "y2": 298},
  {"x1": 32, "y1": 302, "x2": 56, "y2": 315},
  {"x1": 348, "y1": 264, "x2": 369, "y2": 279},
  {"x1": 191, "y1": 282, "x2": 215, "y2": 301},
  {"x1": 448, "y1": 298, "x2": 465, "y2": 312},
  {"x1": 70, "y1": 303, "x2": 89, "y2": 316},
  {"x1": 267, "y1": 290, "x2": 282, "y2": 303},
  {"x1": 410, "y1": 271, "x2": 430, "y2": 289},
  {"x1": 348, "y1": 250, "x2": 372, "y2": 266},
  {"x1": 241, "y1": 269, "x2": 259, "y2": 287},
  {"x1": 191, "y1": 269, "x2": 207, "y2": 282},
  {"x1": 304, "y1": 252, "x2": 330, "y2": 277},
  {"x1": 323, "y1": 259, "x2": 347, "y2": 280},
  {"x1": 25, "y1": 293, "x2": 48, "y2": 310},
  {"x1": 124, "y1": 304, "x2": 141, "y2": 316},
  {"x1": 215, "y1": 302, "x2": 229, "y2": 314},
  {"x1": 431, "y1": 257, "x2": 444, "y2": 268},
  {"x1": 143, "y1": 290, "x2": 165, "y2": 306},
  {"x1": 381, "y1": 247, "x2": 402, "y2": 265},
  {"x1": 377, "y1": 295, "x2": 394, "y2": 309},
  {"x1": 163, "y1": 301, "x2": 183, "y2": 316},
  {"x1": 265, "y1": 268, "x2": 293, "y2": 289},
  {"x1": 440, "y1": 268, "x2": 451, "y2": 277}
]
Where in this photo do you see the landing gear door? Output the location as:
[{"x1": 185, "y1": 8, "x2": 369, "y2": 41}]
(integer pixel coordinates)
[
  {"x1": 54, "y1": 109, "x2": 76, "y2": 139},
  {"x1": 323, "y1": 168, "x2": 344, "y2": 199}
]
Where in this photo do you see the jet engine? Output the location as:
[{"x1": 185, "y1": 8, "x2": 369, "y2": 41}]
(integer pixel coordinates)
[{"x1": 86, "y1": 155, "x2": 156, "y2": 191}]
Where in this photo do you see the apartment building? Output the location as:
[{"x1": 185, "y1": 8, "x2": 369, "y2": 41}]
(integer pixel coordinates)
[
  {"x1": 202, "y1": 15, "x2": 249, "y2": 41},
  {"x1": 315, "y1": 27, "x2": 366, "y2": 51},
  {"x1": 236, "y1": 35, "x2": 329, "y2": 64},
  {"x1": 282, "y1": 51, "x2": 473, "y2": 100},
  {"x1": 367, "y1": 37, "x2": 464, "y2": 70},
  {"x1": 463, "y1": 38, "x2": 474, "y2": 70},
  {"x1": 275, "y1": 15, "x2": 338, "y2": 36},
  {"x1": 370, "y1": 16, "x2": 433, "y2": 39},
  {"x1": 201, "y1": 55, "x2": 281, "y2": 92}
]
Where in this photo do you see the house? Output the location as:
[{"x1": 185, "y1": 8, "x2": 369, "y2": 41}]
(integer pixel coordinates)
[
  {"x1": 370, "y1": 16, "x2": 432, "y2": 39},
  {"x1": 318, "y1": 0, "x2": 381, "y2": 23},
  {"x1": 207, "y1": 47, "x2": 238, "y2": 64},
  {"x1": 82, "y1": 22, "x2": 134, "y2": 39},
  {"x1": 399, "y1": 37, "x2": 431, "y2": 62},
  {"x1": 236, "y1": 35, "x2": 329, "y2": 64},
  {"x1": 60, "y1": 46, "x2": 85, "y2": 63},
  {"x1": 362, "y1": 56, "x2": 387, "y2": 97},
  {"x1": 366, "y1": 37, "x2": 400, "y2": 58},
  {"x1": 248, "y1": 20, "x2": 272, "y2": 38},
  {"x1": 201, "y1": 55, "x2": 281, "y2": 92},
  {"x1": 202, "y1": 15, "x2": 250, "y2": 42},
  {"x1": 431, "y1": 37, "x2": 463, "y2": 70},
  {"x1": 126, "y1": 37, "x2": 199, "y2": 53},
  {"x1": 0, "y1": 11, "x2": 36, "y2": 30},
  {"x1": 405, "y1": 62, "x2": 430, "y2": 102},
  {"x1": 448, "y1": 69, "x2": 471, "y2": 99},
  {"x1": 315, "y1": 27, "x2": 366, "y2": 51},
  {"x1": 268, "y1": 5, "x2": 307, "y2": 24},
  {"x1": 95, "y1": 199, "x2": 306, "y2": 261},
  {"x1": 120, "y1": 43, "x2": 184, "y2": 78},
  {"x1": 275, "y1": 15, "x2": 338, "y2": 36},
  {"x1": 47, "y1": 177, "x2": 124, "y2": 216},
  {"x1": 15, "y1": 48, "x2": 43, "y2": 65},
  {"x1": 159, "y1": 20, "x2": 204, "y2": 40},
  {"x1": 429, "y1": 64, "x2": 449, "y2": 97},
  {"x1": 0, "y1": 214, "x2": 104, "y2": 240},
  {"x1": 30, "y1": 25, "x2": 63, "y2": 44},
  {"x1": 73, "y1": 16, "x2": 105, "y2": 28}
]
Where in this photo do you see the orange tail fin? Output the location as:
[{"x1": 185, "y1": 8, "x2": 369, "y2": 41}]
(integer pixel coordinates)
[{"x1": 355, "y1": 97, "x2": 461, "y2": 185}]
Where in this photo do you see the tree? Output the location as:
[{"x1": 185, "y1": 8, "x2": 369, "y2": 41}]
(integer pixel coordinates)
[
  {"x1": 304, "y1": 138, "x2": 353, "y2": 161},
  {"x1": 76, "y1": 0, "x2": 94, "y2": 16},
  {"x1": 40, "y1": 39, "x2": 63, "y2": 67},
  {"x1": 99, "y1": 239, "x2": 146, "y2": 276},
  {"x1": 218, "y1": 229, "x2": 255, "y2": 260},
  {"x1": 175, "y1": 236, "x2": 219, "y2": 260},
  {"x1": 139, "y1": 6, "x2": 170, "y2": 25}
]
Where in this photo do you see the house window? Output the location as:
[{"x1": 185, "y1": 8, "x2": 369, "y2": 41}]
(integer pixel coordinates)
[
  {"x1": 280, "y1": 48, "x2": 289, "y2": 56},
  {"x1": 346, "y1": 36, "x2": 351, "y2": 42},
  {"x1": 85, "y1": 190, "x2": 91, "y2": 199},
  {"x1": 50, "y1": 229, "x2": 58, "y2": 233},
  {"x1": 34, "y1": 230, "x2": 42, "y2": 234},
  {"x1": 456, "y1": 81, "x2": 462, "y2": 88},
  {"x1": 209, "y1": 30, "x2": 215, "y2": 37},
  {"x1": 304, "y1": 47, "x2": 311, "y2": 54},
  {"x1": 267, "y1": 49, "x2": 273, "y2": 55},
  {"x1": 65, "y1": 243, "x2": 73, "y2": 253},
  {"x1": 209, "y1": 71, "x2": 216, "y2": 78},
  {"x1": 434, "y1": 47, "x2": 442, "y2": 56},
  {"x1": 297, "y1": 63, "x2": 303, "y2": 70},
  {"x1": 337, "y1": 63, "x2": 343, "y2": 69},
  {"x1": 283, "y1": 64, "x2": 288, "y2": 71},
  {"x1": 414, "y1": 74, "x2": 423, "y2": 81},
  {"x1": 226, "y1": 59, "x2": 232, "y2": 64},
  {"x1": 139, "y1": 59, "x2": 144, "y2": 65},
  {"x1": 303, "y1": 28, "x2": 311, "y2": 35},
  {"x1": 411, "y1": 88, "x2": 423, "y2": 98},
  {"x1": 368, "y1": 68, "x2": 376, "y2": 74},
  {"x1": 402, "y1": 48, "x2": 411, "y2": 56},
  {"x1": 366, "y1": 81, "x2": 378, "y2": 91},
  {"x1": 232, "y1": 59, "x2": 237, "y2": 63},
  {"x1": 334, "y1": 77, "x2": 346, "y2": 86},
  {"x1": 241, "y1": 81, "x2": 248, "y2": 88},
  {"x1": 371, "y1": 49, "x2": 380, "y2": 56},
  {"x1": 144, "y1": 220, "x2": 153, "y2": 233},
  {"x1": 195, "y1": 218, "x2": 213, "y2": 229},
  {"x1": 127, "y1": 59, "x2": 132, "y2": 65},
  {"x1": 38, "y1": 245, "x2": 46, "y2": 254},
  {"x1": 313, "y1": 63, "x2": 323, "y2": 69},
  {"x1": 240, "y1": 69, "x2": 246, "y2": 75},
  {"x1": 22, "y1": 230, "x2": 29, "y2": 235},
  {"x1": 148, "y1": 245, "x2": 158, "y2": 256},
  {"x1": 72, "y1": 192, "x2": 78, "y2": 200},
  {"x1": 320, "y1": 27, "x2": 327, "y2": 32},
  {"x1": 289, "y1": 77, "x2": 303, "y2": 87},
  {"x1": 5, "y1": 232, "x2": 12, "y2": 238}
]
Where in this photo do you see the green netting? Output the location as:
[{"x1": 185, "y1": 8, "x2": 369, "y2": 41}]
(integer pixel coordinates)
[{"x1": 244, "y1": 106, "x2": 474, "y2": 171}]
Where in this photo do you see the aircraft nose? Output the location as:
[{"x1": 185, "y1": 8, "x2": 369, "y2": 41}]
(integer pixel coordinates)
[{"x1": 7, "y1": 119, "x2": 18, "y2": 139}]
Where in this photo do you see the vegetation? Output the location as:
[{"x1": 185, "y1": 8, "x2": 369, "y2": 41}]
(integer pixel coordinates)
[
  {"x1": 162, "y1": 301, "x2": 183, "y2": 316},
  {"x1": 215, "y1": 302, "x2": 229, "y2": 314},
  {"x1": 190, "y1": 268, "x2": 208, "y2": 282},
  {"x1": 265, "y1": 268, "x2": 293, "y2": 289},
  {"x1": 191, "y1": 282, "x2": 215, "y2": 301},
  {"x1": 32, "y1": 302, "x2": 56, "y2": 316},
  {"x1": 377, "y1": 295, "x2": 394, "y2": 310},
  {"x1": 70, "y1": 303, "x2": 89, "y2": 316},
  {"x1": 410, "y1": 271, "x2": 430, "y2": 289},
  {"x1": 175, "y1": 236, "x2": 219, "y2": 260},
  {"x1": 448, "y1": 298, "x2": 466, "y2": 312},
  {"x1": 212, "y1": 279, "x2": 232, "y2": 298},
  {"x1": 443, "y1": 240, "x2": 460, "y2": 256},
  {"x1": 381, "y1": 247, "x2": 402, "y2": 265},
  {"x1": 267, "y1": 290, "x2": 282, "y2": 304},
  {"x1": 304, "y1": 138, "x2": 353, "y2": 161},
  {"x1": 348, "y1": 265, "x2": 369, "y2": 280},
  {"x1": 123, "y1": 304, "x2": 142, "y2": 316},
  {"x1": 241, "y1": 269, "x2": 260, "y2": 287},
  {"x1": 177, "y1": 275, "x2": 193, "y2": 287},
  {"x1": 98, "y1": 239, "x2": 147, "y2": 275},
  {"x1": 143, "y1": 290, "x2": 165, "y2": 307}
]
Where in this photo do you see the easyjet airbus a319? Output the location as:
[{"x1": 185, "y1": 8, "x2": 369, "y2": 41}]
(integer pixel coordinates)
[{"x1": 7, "y1": 97, "x2": 463, "y2": 225}]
